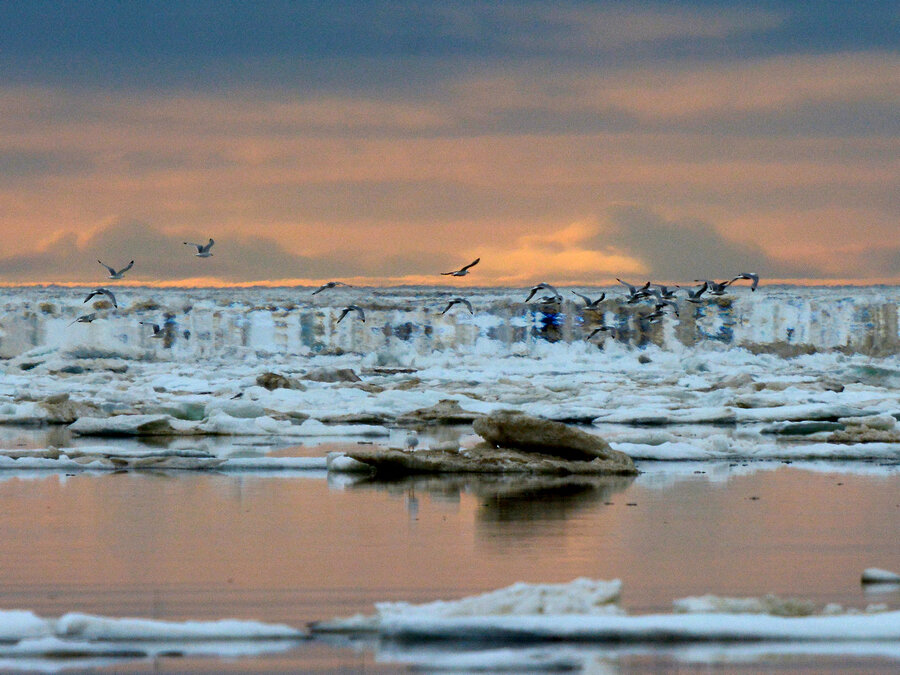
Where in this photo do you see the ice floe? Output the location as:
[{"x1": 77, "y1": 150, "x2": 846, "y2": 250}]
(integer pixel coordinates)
[
  {"x1": 312, "y1": 579, "x2": 900, "y2": 646},
  {"x1": 0, "y1": 286, "x2": 898, "y2": 463},
  {"x1": 0, "y1": 609, "x2": 304, "y2": 667},
  {"x1": 862, "y1": 568, "x2": 900, "y2": 584}
]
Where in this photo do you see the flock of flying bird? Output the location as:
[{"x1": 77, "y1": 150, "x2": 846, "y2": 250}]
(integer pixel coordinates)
[{"x1": 70, "y1": 243, "x2": 759, "y2": 342}]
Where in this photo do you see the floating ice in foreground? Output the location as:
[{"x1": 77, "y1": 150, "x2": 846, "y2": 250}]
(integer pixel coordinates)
[
  {"x1": 361, "y1": 641, "x2": 900, "y2": 671},
  {"x1": 0, "y1": 609, "x2": 304, "y2": 666},
  {"x1": 862, "y1": 568, "x2": 900, "y2": 584},
  {"x1": 311, "y1": 579, "x2": 900, "y2": 643}
]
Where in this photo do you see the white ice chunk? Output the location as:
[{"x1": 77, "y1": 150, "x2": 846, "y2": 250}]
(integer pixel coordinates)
[
  {"x1": 0, "y1": 610, "x2": 52, "y2": 641},
  {"x1": 326, "y1": 452, "x2": 373, "y2": 473},
  {"x1": 862, "y1": 568, "x2": 900, "y2": 584},
  {"x1": 55, "y1": 613, "x2": 302, "y2": 641},
  {"x1": 219, "y1": 457, "x2": 328, "y2": 471}
]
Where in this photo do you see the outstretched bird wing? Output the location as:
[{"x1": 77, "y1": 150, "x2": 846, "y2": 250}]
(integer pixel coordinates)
[{"x1": 572, "y1": 291, "x2": 592, "y2": 306}]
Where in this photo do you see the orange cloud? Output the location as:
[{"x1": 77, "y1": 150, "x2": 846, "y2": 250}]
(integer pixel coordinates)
[
  {"x1": 0, "y1": 48, "x2": 897, "y2": 283},
  {"x1": 472, "y1": 222, "x2": 644, "y2": 285}
]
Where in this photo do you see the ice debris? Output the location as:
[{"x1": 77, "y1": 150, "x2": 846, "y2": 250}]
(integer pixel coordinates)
[
  {"x1": 0, "y1": 608, "x2": 302, "y2": 644},
  {"x1": 311, "y1": 579, "x2": 900, "y2": 643},
  {"x1": 862, "y1": 568, "x2": 900, "y2": 584}
]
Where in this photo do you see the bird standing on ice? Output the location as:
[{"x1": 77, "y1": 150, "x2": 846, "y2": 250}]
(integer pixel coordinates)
[
  {"x1": 405, "y1": 431, "x2": 419, "y2": 451},
  {"x1": 184, "y1": 238, "x2": 215, "y2": 257},
  {"x1": 98, "y1": 259, "x2": 134, "y2": 279},
  {"x1": 441, "y1": 258, "x2": 480, "y2": 276}
]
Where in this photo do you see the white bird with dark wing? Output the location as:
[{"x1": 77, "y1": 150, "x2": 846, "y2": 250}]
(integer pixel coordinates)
[
  {"x1": 441, "y1": 297, "x2": 473, "y2": 314},
  {"x1": 84, "y1": 288, "x2": 117, "y2": 308},
  {"x1": 694, "y1": 279, "x2": 730, "y2": 295},
  {"x1": 572, "y1": 291, "x2": 605, "y2": 308},
  {"x1": 729, "y1": 272, "x2": 760, "y2": 291},
  {"x1": 312, "y1": 281, "x2": 352, "y2": 295},
  {"x1": 652, "y1": 299, "x2": 679, "y2": 317},
  {"x1": 336, "y1": 305, "x2": 365, "y2": 324},
  {"x1": 441, "y1": 258, "x2": 480, "y2": 276},
  {"x1": 98, "y1": 259, "x2": 134, "y2": 279},
  {"x1": 617, "y1": 278, "x2": 652, "y2": 303},
  {"x1": 681, "y1": 282, "x2": 708, "y2": 303},
  {"x1": 524, "y1": 282, "x2": 561, "y2": 302},
  {"x1": 184, "y1": 238, "x2": 214, "y2": 257},
  {"x1": 586, "y1": 324, "x2": 613, "y2": 339},
  {"x1": 139, "y1": 321, "x2": 165, "y2": 338},
  {"x1": 639, "y1": 309, "x2": 667, "y2": 325},
  {"x1": 652, "y1": 284, "x2": 677, "y2": 299},
  {"x1": 68, "y1": 313, "x2": 97, "y2": 326}
]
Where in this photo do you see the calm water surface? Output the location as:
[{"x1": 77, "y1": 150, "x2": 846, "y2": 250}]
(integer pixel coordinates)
[{"x1": 0, "y1": 453, "x2": 897, "y2": 672}]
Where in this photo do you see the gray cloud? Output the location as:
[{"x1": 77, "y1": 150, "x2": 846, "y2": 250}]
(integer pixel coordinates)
[
  {"x1": 854, "y1": 245, "x2": 900, "y2": 278},
  {"x1": 0, "y1": 220, "x2": 466, "y2": 282},
  {"x1": 596, "y1": 206, "x2": 824, "y2": 281},
  {"x1": 0, "y1": 220, "x2": 339, "y2": 283}
]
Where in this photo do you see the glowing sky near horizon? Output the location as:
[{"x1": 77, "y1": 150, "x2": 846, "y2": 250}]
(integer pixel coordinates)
[{"x1": 0, "y1": 1, "x2": 898, "y2": 285}]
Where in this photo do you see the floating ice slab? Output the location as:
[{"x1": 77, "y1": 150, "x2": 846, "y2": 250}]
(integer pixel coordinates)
[
  {"x1": 862, "y1": 568, "x2": 900, "y2": 584},
  {"x1": 55, "y1": 612, "x2": 303, "y2": 641},
  {"x1": 0, "y1": 608, "x2": 303, "y2": 646},
  {"x1": 312, "y1": 579, "x2": 900, "y2": 643}
]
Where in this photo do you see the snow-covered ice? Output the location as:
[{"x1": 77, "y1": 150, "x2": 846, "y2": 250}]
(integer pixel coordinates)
[
  {"x1": 0, "y1": 609, "x2": 304, "y2": 667},
  {"x1": 312, "y1": 579, "x2": 900, "y2": 644},
  {"x1": 0, "y1": 286, "x2": 898, "y2": 463}
]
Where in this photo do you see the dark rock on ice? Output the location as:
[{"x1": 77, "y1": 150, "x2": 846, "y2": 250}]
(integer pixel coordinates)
[
  {"x1": 346, "y1": 445, "x2": 636, "y2": 477},
  {"x1": 473, "y1": 410, "x2": 633, "y2": 467},
  {"x1": 319, "y1": 412, "x2": 395, "y2": 425},
  {"x1": 396, "y1": 400, "x2": 480, "y2": 426},
  {"x1": 303, "y1": 367, "x2": 362, "y2": 383},
  {"x1": 256, "y1": 372, "x2": 305, "y2": 390}
]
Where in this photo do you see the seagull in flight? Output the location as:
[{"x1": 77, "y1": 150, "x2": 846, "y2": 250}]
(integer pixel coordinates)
[
  {"x1": 312, "y1": 281, "x2": 352, "y2": 295},
  {"x1": 184, "y1": 238, "x2": 214, "y2": 257},
  {"x1": 694, "y1": 279, "x2": 730, "y2": 296},
  {"x1": 336, "y1": 305, "x2": 366, "y2": 324},
  {"x1": 639, "y1": 309, "x2": 667, "y2": 325},
  {"x1": 730, "y1": 272, "x2": 760, "y2": 291},
  {"x1": 84, "y1": 288, "x2": 117, "y2": 308},
  {"x1": 586, "y1": 324, "x2": 614, "y2": 339},
  {"x1": 139, "y1": 321, "x2": 165, "y2": 338},
  {"x1": 98, "y1": 259, "x2": 134, "y2": 279},
  {"x1": 681, "y1": 282, "x2": 708, "y2": 304},
  {"x1": 651, "y1": 299, "x2": 680, "y2": 317},
  {"x1": 652, "y1": 284, "x2": 677, "y2": 300},
  {"x1": 617, "y1": 278, "x2": 652, "y2": 303},
  {"x1": 572, "y1": 291, "x2": 605, "y2": 308},
  {"x1": 441, "y1": 297, "x2": 474, "y2": 314},
  {"x1": 68, "y1": 313, "x2": 96, "y2": 326},
  {"x1": 524, "y1": 282, "x2": 561, "y2": 303},
  {"x1": 441, "y1": 258, "x2": 480, "y2": 277}
]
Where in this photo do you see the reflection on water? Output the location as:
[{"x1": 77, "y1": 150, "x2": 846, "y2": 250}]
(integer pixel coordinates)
[
  {"x1": 0, "y1": 460, "x2": 895, "y2": 671},
  {"x1": 348, "y1": 473, "x2": 634, "y2": 528}
]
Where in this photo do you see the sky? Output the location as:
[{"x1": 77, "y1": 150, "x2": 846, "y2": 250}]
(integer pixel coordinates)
[{"x1": 0, "y1": 1, "x2": 897, "y2": 285}]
